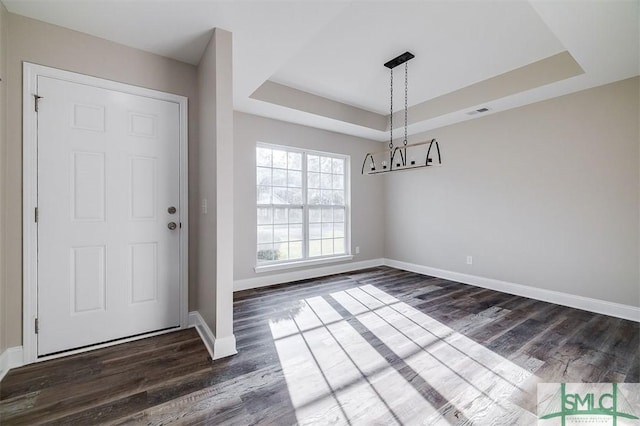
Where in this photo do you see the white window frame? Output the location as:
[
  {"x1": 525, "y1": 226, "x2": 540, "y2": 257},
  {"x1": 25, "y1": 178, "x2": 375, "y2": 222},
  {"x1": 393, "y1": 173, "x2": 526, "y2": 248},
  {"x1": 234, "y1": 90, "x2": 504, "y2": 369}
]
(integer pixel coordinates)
[{"x1": 254, "y1": 142, "x2": 352, "y2": 273}]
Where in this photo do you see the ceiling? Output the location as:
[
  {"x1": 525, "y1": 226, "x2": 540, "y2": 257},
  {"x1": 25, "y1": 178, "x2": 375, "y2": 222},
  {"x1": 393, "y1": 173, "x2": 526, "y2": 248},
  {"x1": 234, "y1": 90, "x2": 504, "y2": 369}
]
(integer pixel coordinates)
[{"x1": 4, "y1": 0, "x2": 639, "y2": 141}]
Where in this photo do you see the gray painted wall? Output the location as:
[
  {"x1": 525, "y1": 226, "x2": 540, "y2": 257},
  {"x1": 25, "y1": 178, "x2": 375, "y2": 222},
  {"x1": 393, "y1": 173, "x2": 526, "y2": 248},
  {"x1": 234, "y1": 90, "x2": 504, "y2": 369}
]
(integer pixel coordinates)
[
  {"x1": 212, "y1": 29, "x2": 235, "y2": 343},
  {"x1": 0, "y1": 2, "x2": 8, "y2": 354},
  {"x1": 234, "y1": 112, "x2": 386, "y2": 281},
  {"x1": 194, "y1": 28, "x2": 235, "y2": 344},
  {"x1": 384, "y1": 77, "x2": 639, "y2": 307},
  {"x1": 194, "y1": 31, "x2": 217, "y2": 334}
]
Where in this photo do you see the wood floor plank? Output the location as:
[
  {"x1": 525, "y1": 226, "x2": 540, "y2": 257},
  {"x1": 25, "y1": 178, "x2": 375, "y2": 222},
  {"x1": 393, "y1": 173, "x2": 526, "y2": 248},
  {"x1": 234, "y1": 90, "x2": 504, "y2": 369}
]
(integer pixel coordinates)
[{"x1": 2, "y1": 266, "x2": 637, "y2": 425}]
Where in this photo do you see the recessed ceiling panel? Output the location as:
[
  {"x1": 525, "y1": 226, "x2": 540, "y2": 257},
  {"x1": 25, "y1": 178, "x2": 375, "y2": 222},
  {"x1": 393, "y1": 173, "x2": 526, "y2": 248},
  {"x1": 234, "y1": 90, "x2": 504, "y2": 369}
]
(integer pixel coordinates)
[{"x1": 270, "y1": 1, "x2": 566, "y2": 114}]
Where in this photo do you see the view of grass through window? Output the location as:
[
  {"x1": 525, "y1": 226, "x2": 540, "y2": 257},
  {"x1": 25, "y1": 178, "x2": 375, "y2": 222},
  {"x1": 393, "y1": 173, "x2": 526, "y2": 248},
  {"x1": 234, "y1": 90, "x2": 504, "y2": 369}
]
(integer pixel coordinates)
[{"x1": 256, "y1": 144, "x2": 348, "y2": 264}]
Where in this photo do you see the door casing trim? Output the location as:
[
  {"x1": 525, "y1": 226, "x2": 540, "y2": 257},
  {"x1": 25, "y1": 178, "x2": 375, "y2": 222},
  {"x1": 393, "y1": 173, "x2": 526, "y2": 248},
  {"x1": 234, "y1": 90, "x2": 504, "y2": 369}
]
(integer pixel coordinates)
[{"x1": 22, "y1": 63, "x2": 190, "y2": 364}]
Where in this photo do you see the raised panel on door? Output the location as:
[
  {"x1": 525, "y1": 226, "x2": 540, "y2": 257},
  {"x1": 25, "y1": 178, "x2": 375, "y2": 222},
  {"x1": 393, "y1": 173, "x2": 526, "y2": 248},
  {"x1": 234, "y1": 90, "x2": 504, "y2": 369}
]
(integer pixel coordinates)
[
  {"x1": 71, "y1": 151, "x2": 106, "y2": 222},
  {"x1": 70, "y1": 246, "x2": 106, "y2": 313},
  {"x1": 130, "y1": 156, "x2": 157, "y2": 220},
  {"x1": 37, "y1": 75, "x2": 181, "y2": 356},
  {"x1": 129, "y1": 243, "x2": 158, "y2": 304}
]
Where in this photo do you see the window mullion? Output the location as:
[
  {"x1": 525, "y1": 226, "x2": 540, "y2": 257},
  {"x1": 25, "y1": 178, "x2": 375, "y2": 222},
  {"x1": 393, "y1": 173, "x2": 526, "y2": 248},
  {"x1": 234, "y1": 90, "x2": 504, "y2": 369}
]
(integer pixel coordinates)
[{"x1": 302, "y1": 151, "x2": 309, "y2": 259}]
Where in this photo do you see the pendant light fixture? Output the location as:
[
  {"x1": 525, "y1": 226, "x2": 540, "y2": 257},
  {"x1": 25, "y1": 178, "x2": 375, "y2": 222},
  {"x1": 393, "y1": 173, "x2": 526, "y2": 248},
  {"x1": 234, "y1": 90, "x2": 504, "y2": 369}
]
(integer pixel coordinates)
[{"x1": 361, "y1": 51, "x2": 441, "y2": 175}]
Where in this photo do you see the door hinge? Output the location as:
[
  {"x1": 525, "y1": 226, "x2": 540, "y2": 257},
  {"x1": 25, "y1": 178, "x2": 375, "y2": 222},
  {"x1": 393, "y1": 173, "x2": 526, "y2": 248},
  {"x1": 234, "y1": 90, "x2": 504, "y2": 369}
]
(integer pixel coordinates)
[
  {"x1": 34, "y1": 94, "x2": 43, "y2": 112},
  {"x1": 35, "y1": 318, "x2": 39, "y2": 334},
  {"x1": 35, "y1": 207, "x2": 38, "y2": 223}
]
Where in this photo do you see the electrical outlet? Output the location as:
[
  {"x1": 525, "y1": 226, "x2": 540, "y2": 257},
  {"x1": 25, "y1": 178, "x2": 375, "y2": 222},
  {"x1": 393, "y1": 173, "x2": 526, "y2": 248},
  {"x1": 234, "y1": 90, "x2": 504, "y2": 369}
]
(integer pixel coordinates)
[
  {"x1": 466, "y1": 256, "x2": 473, "y2": 265},
  {"x1": 355, "y1": 246, "x2": 360, "y2": 254},
  {"x1": 202, "y1": 198, "x2": 207, "y2": 215}
]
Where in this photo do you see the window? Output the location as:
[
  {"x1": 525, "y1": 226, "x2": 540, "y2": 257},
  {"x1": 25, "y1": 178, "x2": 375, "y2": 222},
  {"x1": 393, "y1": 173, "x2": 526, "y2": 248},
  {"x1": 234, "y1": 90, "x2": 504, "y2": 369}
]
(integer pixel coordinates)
[{"x1": 256, "y1": 143, "x2": 349, "y2": 266}]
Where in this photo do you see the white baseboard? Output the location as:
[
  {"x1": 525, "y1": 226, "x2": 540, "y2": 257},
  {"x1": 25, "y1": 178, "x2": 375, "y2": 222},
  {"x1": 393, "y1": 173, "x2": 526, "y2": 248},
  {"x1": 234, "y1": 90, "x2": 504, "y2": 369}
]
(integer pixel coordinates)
[
  {"x1": 188, "y1": 311, "x2": 237, "y2": 360},
  {"x1": 234, "y1": 258, "x2": 385, "y2": 292},
  {"x1": 384, "y1": 258, "x2": 640, "y2": 322},
  {"x1": 0, "y1": 346, "x2": 24, "y2": 382}
]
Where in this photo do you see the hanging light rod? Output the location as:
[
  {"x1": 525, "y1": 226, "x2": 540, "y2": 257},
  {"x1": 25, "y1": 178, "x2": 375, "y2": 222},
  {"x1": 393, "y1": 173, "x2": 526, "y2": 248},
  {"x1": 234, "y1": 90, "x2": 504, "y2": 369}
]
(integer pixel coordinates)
[
  {"x1": 384, "y1": 51, "x2": 415, "y2": 69},
  {"x1": 361, "y1": 50, "x2": 443, "y2": 175}
]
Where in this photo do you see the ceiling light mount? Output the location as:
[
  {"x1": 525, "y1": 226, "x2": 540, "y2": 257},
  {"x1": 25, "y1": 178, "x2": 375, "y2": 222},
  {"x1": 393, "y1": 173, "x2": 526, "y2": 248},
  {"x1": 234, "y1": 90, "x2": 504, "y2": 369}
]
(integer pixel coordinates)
[
  {"x1": 362, "y1": 51, "x2": 442, "y2": 175},
  {"x1": 383, "y1": 51, "x2": 415, "y2": 69}
]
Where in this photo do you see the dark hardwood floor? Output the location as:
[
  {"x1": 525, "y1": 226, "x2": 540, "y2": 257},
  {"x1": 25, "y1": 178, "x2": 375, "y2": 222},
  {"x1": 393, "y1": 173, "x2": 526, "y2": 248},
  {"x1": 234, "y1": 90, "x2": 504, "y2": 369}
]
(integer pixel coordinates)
[{"x1": 1, "y1": 266, "x2": 638, "y2": 424}]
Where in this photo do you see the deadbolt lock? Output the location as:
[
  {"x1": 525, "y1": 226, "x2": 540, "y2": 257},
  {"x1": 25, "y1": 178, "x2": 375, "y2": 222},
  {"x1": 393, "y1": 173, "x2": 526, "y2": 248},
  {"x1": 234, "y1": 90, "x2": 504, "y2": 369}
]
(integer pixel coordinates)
[{"x1": 168, "y1": 206, "x2": 177, "y2": 214}]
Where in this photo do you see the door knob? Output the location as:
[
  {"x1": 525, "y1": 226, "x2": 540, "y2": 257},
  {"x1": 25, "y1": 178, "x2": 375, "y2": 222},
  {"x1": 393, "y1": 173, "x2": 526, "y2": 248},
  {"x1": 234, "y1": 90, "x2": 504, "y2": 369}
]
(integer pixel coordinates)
[{"x1": 168, "y1": 222, "x2": 177, "y2": 230}]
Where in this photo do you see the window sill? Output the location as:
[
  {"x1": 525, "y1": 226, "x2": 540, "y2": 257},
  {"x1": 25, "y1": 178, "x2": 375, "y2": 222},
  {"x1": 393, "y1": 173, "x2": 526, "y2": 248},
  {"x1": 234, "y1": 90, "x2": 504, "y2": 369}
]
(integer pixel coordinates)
[{"x1": 254, "y1": 254, "x2": 354, "y2": 274}]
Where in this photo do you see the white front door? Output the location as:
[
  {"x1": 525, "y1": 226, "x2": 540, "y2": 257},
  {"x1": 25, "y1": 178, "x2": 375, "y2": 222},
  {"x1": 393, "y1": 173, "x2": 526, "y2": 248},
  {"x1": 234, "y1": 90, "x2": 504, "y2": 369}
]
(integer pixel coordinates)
[{"x1": 37, "y1": 76, "x2": 182, "y2": 356}]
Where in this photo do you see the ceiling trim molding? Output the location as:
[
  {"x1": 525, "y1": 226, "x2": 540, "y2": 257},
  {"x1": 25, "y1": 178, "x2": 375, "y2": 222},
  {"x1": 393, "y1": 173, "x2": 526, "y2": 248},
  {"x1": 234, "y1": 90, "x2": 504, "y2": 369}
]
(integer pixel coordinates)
[
  {"x1": 251, "y1": 51, "x2": 583, "y2": 135},
  {"x1": 395, "y1": 51, "x2": 584, "y2": 127},
  {"x1": 250, "y1": 81, "x2": 387, "y2": 131}
]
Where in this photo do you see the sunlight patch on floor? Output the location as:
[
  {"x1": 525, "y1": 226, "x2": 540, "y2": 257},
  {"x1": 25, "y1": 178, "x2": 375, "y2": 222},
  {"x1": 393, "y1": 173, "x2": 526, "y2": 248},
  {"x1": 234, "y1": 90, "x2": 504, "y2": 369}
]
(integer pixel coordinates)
[{"x1": 269, "y1": 284, "x2": 539, "y2": 425}]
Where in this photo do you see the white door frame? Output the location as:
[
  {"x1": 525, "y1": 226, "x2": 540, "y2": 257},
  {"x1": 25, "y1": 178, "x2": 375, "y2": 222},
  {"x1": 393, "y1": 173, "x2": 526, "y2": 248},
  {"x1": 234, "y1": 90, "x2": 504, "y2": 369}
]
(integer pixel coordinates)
[{"x1": 22, "y1": 63, "x2": 190, "y2": 364}]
